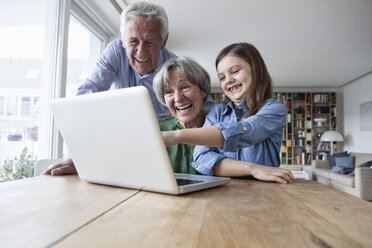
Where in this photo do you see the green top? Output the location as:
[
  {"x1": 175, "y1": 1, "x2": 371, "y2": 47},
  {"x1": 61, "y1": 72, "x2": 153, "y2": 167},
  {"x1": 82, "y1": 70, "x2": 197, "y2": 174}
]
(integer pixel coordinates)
[{"x1": 158, "y1": 116, "x2": 198, "y2": 174}]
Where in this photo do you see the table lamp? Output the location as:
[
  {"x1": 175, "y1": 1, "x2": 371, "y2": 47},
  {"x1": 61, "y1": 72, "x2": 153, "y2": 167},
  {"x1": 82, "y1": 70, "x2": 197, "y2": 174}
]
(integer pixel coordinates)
[{"x1": 320, "y1": 131, "x2": 344, "y2": 155}]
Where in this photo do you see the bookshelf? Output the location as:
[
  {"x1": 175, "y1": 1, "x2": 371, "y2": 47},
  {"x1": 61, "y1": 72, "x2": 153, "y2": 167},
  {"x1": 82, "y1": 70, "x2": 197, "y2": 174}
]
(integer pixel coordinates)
[
  {"x1": 273, "y1": 92, "x2": 337, "y2": 166},
  {"x1": 209, "y1": 89, "x2": 337, "y2": 166}
]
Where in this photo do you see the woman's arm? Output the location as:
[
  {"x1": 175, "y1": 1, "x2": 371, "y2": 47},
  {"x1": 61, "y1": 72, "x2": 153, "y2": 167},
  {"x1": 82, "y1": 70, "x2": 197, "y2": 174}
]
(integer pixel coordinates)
[{"x1": 213, "y1": 158, "x2": 294, "y2": 184}]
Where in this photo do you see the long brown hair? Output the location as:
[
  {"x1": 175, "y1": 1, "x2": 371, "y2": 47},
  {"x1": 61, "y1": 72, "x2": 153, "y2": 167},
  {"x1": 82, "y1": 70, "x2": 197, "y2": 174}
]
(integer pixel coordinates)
[{"x1": 215, "y1": 43, "x2": 272, "y2": 118}]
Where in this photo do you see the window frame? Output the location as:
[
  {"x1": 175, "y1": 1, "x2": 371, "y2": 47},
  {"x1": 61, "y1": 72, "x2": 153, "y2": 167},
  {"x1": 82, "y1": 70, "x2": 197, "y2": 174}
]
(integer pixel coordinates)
[{"x1": 39, "y1": 0, "x2": 116, "y2": 159}]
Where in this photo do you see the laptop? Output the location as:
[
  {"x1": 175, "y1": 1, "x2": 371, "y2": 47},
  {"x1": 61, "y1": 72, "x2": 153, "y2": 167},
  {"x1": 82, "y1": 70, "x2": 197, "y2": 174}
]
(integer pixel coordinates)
[{"x1": 50, "y1": 86, "x2": 230, "y2": 195}]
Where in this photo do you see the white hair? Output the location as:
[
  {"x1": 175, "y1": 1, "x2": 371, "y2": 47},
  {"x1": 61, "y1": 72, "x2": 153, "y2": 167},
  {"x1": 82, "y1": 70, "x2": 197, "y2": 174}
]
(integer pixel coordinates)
[{"x1": 120, "y1": 1, "x2": 168, "y2": 42}]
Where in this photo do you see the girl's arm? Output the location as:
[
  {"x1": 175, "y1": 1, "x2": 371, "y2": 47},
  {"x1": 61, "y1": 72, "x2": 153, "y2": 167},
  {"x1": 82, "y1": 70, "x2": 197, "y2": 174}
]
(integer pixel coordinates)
[
  {"x1": 162, "y1": 100, "x2": 286, "y2": 150},
  {"x1": 162, "y1": 126, "x2": 224, "y2": 147},
  {"x1": 213, "y1": 158, "x2": 294, "y2": 184}
]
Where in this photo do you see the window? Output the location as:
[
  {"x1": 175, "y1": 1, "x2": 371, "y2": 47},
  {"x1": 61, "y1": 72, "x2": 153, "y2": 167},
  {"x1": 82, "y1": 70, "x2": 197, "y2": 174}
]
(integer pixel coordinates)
[
  {"x1": 1, "y1": 0, "x2": 117, "y2": 181},
  {"x1": 0, "y1": 96, "x2": 5, "y2": 115},
  {"x1": 0, "y1": 0, "x2": 45, "y2": 178},
  {"x1": 66, "y1": 15, "x2": 104, "y2": 97},
  {"x1": 21, "y1": 97, "x2": 32, "y2": 116}
]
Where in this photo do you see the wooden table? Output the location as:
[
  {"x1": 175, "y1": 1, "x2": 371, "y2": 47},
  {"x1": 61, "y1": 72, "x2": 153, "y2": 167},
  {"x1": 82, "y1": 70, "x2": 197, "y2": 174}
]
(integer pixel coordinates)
[{"x1": 1, "y1": 175, "x2": 372, "y2": 248}]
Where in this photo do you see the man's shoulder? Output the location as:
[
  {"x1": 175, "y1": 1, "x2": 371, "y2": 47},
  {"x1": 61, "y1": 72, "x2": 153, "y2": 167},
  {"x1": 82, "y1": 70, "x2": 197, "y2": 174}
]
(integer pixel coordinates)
[
  {"x1": 160, "y1": 48, "x2": 177, "y2": 60},
  {"x1": 108, "y1": 38, "x2": 123, "y2": 47},
  {"x1": 106, "y1": 39, "x2": 125, "y2": 55}
]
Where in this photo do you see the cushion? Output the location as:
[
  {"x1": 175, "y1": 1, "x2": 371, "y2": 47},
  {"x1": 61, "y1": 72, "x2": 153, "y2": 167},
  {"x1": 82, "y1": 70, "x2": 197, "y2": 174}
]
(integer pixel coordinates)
[
  {"x1": 331, "y1": 166, "x2": 354, "y2": 175},
  {"x1": 335, "y1": 156, "x2": 355, "y2": 168},
  {"x1": 327, "y1": 151, "x2": 348, "y2": 168},
  {"x1": 362, "y1": 160, "x2": 372, "y2": 168}
]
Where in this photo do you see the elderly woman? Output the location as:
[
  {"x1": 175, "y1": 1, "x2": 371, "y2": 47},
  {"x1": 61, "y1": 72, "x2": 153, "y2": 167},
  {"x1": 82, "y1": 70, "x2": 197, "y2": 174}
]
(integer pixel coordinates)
[{"x1": 153, "y1": 56, "x2": 211, "y2": 174}]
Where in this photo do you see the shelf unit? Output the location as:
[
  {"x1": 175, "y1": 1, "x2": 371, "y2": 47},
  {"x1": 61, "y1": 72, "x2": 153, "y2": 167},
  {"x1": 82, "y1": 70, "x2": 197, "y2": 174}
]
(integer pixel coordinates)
[
  {"x1": 210, "y1": 88, "x2": 226, "y2": 104},
  {"x1": 273, "y1": 92, "x2": 337, "y2": 165}
]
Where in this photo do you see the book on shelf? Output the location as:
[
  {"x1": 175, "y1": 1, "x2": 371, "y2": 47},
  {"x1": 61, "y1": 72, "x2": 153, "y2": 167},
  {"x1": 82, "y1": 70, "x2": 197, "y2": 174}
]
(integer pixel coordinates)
[
  {"x1": 295, "y1": 151, "x2": 306, "y2": 165},
  {"x1": 316, "y1": 141, "x2": 322, "y2": 150},
  {"x1": 332, "y1": 120, "x2": 336, "y2": 128},
  {"x1": 282, "y1": 156, "x2": 287, "y2": 165},
  {"x1": 313, "y1": 106, "x2": 330, "y2": 114},
  {"x1": 331, "y1": 94, "x2": 336, "y2": 104},
  {"x1": 316, "y1": 142, "x2": 330, "y2": 151},
  {"x1": 287, "y1": 100, "x2": 291, "y2": 110},
  {"x1": 306, "y1": 154, "x2": 312, "y2": 164},
  {"x1": 313, "y1": 153, "x2": 327, "y2": 161},
  {"x1": 331, "y1": 107, "x2": 336, "y2": 116},
  {"x1": 307, "y1": 95, "x2": 311, "y2": 104},
  {"x1": 313, "y1": 93, "x2": 330, "y2": 103},
  {"x1": 294, "y1": 138, "x2": 305, "y2": 146},
  {"x1": 295, "y1": 120, "x2": 305, "y2": 128},
  {"x1": 281, "y1": 145, "x2": 287, "y2": 152}
]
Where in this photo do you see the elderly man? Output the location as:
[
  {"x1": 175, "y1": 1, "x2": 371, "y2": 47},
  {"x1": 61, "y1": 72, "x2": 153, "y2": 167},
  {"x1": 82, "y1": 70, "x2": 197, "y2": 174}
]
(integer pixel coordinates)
[{"x1": 43, "y1": 1, "x2": 214, "y2": 175}]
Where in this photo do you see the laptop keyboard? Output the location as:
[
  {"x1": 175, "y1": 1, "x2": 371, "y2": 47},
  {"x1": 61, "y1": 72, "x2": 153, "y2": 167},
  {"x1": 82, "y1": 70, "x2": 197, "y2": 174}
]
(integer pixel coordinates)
[{"x1": 176, "y1": 178, "x2": 203, "y2": 186}]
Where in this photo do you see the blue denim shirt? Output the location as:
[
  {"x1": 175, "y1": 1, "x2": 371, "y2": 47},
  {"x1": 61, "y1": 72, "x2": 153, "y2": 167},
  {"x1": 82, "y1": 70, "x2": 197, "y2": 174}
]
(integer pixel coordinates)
[
  {"x1": 75, "y1": 39, "x2": 214, "y2": 119},
  {"x1": 192, "y1": 99, "x2": 286, "y2": 176}
]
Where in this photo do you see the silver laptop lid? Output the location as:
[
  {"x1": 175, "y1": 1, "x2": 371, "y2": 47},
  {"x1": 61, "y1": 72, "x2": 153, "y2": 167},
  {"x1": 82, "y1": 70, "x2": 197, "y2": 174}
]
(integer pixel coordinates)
[{"x1": 51, "y1": 86, "x2": 180, "y2": 194}]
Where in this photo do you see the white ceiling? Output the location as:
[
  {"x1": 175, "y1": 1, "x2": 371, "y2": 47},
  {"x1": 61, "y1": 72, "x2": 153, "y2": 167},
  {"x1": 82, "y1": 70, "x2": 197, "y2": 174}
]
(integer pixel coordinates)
[{"x1": 122, "y1": 0, "x2": 372, "y2": 88}]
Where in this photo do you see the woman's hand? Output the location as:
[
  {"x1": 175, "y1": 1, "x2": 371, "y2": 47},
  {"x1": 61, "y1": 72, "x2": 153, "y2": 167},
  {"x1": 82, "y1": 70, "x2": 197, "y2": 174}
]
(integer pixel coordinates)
[{"x1": 250, "y1": 164, "x2": 294, "y2": 184}]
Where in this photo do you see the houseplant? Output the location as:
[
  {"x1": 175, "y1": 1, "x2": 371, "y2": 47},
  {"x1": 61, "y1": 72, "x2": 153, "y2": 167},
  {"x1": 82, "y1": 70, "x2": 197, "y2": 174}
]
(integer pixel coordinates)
[
  {"x1": 294, "y1": 105, "x2": 305, "y2": 119},
  {"x1": 0, "y1": 147, "x2": 36, "y2": 182}
]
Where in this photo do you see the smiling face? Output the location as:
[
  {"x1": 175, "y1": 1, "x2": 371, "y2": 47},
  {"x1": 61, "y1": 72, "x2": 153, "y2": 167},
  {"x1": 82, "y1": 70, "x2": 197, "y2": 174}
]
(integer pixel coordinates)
[
  {"x1": 164, "y1": 68, "x2": 207, "y2": 128},
  {"x1": 217, "y1": 54, "x2": 253, "y2": 106},
  {"x1": 122, "y1": 17, "x2": 167, "y2": 74}
]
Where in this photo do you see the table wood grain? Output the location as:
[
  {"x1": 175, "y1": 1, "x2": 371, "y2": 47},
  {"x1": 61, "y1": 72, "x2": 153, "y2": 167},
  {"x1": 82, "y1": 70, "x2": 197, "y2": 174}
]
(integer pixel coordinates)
[
  {"x1": 0, "y1": 175, "x2": 138, "y2": 248},
  {"x1": 52, "y1": 179, "x2": 372, "y2": 248}
]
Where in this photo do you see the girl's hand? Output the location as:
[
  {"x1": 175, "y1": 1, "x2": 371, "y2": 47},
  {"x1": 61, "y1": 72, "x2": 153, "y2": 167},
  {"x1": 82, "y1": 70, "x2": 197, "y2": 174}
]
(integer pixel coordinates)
[{"x1": 250, "y1": 164, "x2": 294, "y2": 184}]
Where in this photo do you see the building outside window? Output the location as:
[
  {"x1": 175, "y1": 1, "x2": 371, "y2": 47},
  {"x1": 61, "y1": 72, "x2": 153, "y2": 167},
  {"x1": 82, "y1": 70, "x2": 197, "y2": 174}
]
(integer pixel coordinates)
[
  {"x1": 1, "y1": 0, "x2": 116, "y2": 181},
  {"x1": 0, "y1": 0, "x2": 46, "y2": 177}
]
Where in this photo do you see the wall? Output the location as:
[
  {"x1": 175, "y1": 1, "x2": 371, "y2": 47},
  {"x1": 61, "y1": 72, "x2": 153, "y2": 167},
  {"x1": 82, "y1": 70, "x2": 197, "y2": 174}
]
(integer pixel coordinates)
[{"x1": 342, "y1": 72, "x2": 372, "y2": 153}]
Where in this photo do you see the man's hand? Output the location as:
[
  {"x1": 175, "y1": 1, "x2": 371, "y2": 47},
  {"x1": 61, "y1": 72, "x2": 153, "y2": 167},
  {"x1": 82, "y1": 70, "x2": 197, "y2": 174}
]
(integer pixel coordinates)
[{"x1": 42, "y1": 159, "x2": 77, "y2": 176}]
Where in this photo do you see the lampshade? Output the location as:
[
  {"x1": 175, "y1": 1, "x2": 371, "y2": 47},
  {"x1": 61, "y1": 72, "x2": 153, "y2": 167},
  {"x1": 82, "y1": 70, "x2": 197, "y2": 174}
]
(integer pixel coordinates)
[{"x1": 320, "y1": 131, "x2": 344, "y2": 142}]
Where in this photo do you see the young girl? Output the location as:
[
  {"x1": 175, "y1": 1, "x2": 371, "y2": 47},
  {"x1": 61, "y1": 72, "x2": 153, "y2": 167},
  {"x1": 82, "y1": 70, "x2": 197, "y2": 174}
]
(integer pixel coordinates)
[{"x1": 162, "y1": 43, "x2": 294, "y2": 184}]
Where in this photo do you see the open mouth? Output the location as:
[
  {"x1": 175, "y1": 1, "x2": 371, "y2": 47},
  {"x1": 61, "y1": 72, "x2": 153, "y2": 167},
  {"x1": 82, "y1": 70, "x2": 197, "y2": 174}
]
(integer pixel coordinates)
[
  {"x1": 176, "y1": 104, "x2": 192, "y2": 112},
  {"x1": 228, "y1": 84, "x2": 242, "y2": 93},
  {"x1": 135, "y1": 57, "x2": 150, "y2": 63}
]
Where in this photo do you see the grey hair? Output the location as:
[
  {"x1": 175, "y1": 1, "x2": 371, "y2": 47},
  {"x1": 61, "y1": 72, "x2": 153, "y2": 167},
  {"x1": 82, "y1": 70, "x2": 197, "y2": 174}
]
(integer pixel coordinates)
[
  {"x1": 120, "y1": 1, "x2": 168, "y2": 42},
  {"x1": 153, "y1": 56, "x2": 211, "y2": 105}
]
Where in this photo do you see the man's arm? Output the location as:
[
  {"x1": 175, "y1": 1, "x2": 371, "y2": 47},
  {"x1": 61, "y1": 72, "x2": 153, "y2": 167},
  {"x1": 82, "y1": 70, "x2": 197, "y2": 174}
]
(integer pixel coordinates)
[{"x1": 77, "y1": 40, "x2": 122, "y2": 95}]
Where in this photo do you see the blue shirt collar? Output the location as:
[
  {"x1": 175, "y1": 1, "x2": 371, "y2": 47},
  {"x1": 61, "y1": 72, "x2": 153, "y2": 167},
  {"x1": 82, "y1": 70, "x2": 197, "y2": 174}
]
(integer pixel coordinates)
[{"x1": 224, "y1": 100, "x2": 249, "y2": 115}]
